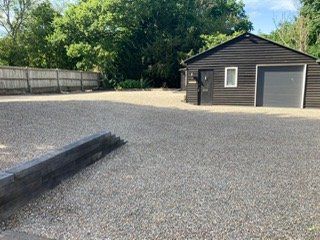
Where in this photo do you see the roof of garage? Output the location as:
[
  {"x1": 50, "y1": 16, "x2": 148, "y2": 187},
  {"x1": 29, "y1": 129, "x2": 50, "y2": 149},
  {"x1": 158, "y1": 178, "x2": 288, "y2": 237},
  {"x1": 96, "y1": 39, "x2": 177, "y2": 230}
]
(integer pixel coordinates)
[{"x1": 184, "y1": 32, "x2": 318, "y2": 64}]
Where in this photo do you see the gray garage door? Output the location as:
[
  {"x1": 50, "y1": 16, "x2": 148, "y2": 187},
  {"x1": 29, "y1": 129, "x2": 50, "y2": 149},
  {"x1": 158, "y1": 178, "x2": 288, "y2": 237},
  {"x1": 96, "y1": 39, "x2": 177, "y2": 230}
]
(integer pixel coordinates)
[{"x1": 256, "y1": 66, "x2": 305, "y2": 108}]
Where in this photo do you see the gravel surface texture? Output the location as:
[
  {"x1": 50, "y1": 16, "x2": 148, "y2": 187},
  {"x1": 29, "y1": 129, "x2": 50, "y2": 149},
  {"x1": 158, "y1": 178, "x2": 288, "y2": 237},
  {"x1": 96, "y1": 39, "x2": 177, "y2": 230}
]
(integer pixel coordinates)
[{"x1": 0, "y1": 90, "x2": 320, "y2": 239}]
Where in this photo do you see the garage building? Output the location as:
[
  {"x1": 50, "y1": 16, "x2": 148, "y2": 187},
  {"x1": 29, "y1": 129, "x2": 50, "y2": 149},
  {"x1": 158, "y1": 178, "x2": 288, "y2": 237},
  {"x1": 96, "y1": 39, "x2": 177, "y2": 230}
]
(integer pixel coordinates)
[{"x1": 183, "y1": 32, "x2": 320, "y2": 108}]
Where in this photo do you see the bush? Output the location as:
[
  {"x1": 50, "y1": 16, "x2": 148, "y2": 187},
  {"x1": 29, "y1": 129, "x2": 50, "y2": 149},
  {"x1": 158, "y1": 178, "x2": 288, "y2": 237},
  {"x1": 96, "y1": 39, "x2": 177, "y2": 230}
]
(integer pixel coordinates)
[
  {"x1": 116, "y1": 79, "x2": 150, "y2": 89},
  {"x1": 102, "y1": 78, "x2": 117, "y2": 89}
]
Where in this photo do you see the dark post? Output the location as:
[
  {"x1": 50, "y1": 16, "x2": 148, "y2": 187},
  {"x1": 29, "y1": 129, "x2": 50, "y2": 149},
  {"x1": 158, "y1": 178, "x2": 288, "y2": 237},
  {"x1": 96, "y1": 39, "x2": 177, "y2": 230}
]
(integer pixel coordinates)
[
  {"x1": 194, "y1": 75, "x2": 201, "y2": 106},
  {"x1": 80, "y1": 71, "x2": 84, "y2": 91}
]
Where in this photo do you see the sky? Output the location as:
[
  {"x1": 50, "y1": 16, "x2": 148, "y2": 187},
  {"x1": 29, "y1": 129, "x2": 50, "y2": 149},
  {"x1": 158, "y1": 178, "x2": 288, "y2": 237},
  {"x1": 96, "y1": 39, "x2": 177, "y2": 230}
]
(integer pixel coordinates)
[{"x1": 242, "y1": 0, "x2": 300, "y2": 34}]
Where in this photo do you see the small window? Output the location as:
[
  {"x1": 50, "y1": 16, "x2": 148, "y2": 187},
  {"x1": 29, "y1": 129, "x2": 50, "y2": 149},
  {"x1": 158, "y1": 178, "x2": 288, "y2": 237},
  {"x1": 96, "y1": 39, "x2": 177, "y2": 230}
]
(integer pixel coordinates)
[{"x1": 225, "y1": 67, "x2": 238, "y2": 88}]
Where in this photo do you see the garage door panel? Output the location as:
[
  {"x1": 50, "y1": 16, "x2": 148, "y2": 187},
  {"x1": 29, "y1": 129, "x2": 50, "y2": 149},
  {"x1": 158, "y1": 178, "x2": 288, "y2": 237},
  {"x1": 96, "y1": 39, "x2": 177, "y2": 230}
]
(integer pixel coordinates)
[{"x1": 257, "y1": 66, "x2": 304, "y2": 108}]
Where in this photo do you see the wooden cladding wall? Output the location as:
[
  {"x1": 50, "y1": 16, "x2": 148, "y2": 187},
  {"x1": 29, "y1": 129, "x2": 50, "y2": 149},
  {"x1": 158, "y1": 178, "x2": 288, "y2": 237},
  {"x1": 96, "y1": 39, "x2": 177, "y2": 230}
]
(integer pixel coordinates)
[
  {"x1": 186, "y1": 81, "x2": 198, "y2": 104},
  {"x1": 0, "y1": 66, "x2": 100, "y2": 95},
  {"x1": 305, "y1": 64, "x2": 320, "y2": 107},
  {"x1": 186, "y1": 35, "x2": 320, "y2": 108}
]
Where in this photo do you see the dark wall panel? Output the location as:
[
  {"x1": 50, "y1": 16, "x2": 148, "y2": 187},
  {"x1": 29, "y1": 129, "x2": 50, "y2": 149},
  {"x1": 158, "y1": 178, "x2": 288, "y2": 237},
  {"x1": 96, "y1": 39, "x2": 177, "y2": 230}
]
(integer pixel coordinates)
[{"x1": 186, "y1": 81, "x2": 198, "y2": 104}]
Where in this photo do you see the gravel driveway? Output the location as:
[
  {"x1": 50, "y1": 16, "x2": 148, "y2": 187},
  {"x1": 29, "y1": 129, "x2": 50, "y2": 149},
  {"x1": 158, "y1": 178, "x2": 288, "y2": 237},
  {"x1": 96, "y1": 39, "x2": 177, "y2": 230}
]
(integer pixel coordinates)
[{"x1": 0, "y1": 90, "x2": 320, "y2": 239}]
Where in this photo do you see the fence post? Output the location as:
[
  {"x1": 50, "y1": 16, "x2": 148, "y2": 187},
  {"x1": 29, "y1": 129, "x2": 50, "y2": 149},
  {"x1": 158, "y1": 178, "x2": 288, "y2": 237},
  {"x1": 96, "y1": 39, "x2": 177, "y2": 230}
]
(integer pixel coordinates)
[
  {"x1": 80, "y1": 71, "x2": 84, "y2": 91},
  {"x1": 25, "y1": 67, "x2": 32, "y2": 94},
  {"x1": 56, "y1": 68, "x2": 61, "y2": 93}
]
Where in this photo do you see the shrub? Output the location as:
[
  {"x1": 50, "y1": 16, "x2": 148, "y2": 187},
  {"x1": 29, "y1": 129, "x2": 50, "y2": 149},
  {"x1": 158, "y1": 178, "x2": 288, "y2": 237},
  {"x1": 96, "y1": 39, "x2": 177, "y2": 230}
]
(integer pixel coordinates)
[
  {"x1": 116, "y1": 79, "x2": 150, "y2": 89},
  {"x1": 102, "y1": 78, "x2": 117, "y2": 89}
]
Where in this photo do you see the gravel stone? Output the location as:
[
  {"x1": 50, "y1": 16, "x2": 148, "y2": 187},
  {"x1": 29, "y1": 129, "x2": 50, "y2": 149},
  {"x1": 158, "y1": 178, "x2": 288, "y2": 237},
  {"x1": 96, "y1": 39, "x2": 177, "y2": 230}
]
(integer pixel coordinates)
[{"x1": 0, "y1": 90, "x2": 320, "y2": 239}]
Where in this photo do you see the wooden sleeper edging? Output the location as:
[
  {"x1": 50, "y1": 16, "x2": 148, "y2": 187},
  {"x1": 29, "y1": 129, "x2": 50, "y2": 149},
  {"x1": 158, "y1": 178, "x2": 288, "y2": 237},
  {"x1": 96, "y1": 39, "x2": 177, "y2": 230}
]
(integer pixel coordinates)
[{"x1": 0, "y1": 131, "x2": 125, "y2": 219}]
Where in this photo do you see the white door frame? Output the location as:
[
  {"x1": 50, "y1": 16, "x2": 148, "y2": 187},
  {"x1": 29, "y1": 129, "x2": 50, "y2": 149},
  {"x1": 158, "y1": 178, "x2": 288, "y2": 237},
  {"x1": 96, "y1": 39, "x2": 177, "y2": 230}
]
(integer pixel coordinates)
[{"x1": 254, "y1": 64, "x2": 307, "y2": 109}]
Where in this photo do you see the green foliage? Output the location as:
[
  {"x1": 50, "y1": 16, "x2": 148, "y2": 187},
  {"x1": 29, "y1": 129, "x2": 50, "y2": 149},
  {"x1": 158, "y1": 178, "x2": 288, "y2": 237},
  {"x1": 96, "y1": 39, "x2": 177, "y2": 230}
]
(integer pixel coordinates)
[
  {"x1": 200, "y1": 31, "x2": 244, "y2": 52},
  {"x1": 101, "y1": 78, "x2": 150, "y2": 90},
  {"x1": 264, "y1": 0, "x2": 320, "y2": 58},
  {"x1": 0, "y1": 0, "x2": 253, "y2": 87},
  {"x1": 0, "y1": 37, "x2": 28, "y2": 66},
  {"x1": 51, "y1": 0, "x2": 122, "y2": 73},
  {"x1": 20, "y1": 1, "x2": 67, "y2": 68},
  {"x1": 51, "y1": 0, "x2": 252, "y2": 87},
  {"x1": 116, "y1": 79, "x2": 150, "y2": 90},
  {"x1": 301, "y1": 0, "x2": 320, "y2": 57},
  {"x1": 102, "y1": 78, "x2": 117, "y2": 90},
  {"x1": 265, "y1": 18, "x2": 305, "y2": 51},
  {"x1": 308, "y1": 43, "x2": 320, "y2": 58},
  {"x1": 0, "y1": 1, "x2": 69, "y2": 68},
  {"x1": 1, "y1": 0, "x2": 319, "y2": 88},
  {"x1": 0, "y1": 0, "x2": 36, "y2": 40}
]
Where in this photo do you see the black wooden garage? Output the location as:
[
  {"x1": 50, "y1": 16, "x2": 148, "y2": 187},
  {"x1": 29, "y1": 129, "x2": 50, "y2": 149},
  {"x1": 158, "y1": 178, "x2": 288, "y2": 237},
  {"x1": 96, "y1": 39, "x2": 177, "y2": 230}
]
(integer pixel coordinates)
[{"x1": 183, "y1": 32, "x2": 320, "y2": 108}]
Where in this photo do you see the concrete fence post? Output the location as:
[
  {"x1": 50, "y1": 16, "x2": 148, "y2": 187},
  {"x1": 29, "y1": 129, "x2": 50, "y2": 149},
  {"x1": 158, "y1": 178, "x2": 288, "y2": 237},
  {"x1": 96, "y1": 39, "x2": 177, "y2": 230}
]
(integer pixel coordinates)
[
  {"x1": 98, "y1": 73, "x2": 103, "y2": 88},
  {"x1": 56, "y1": 68, "x2": 61, "y2": 93},
  {"x1": 25, "y1": 67, "x2": 32, "y2": 93},
  {"x1": 80, "y1": 71, "x2": 84, "y2": 91}
]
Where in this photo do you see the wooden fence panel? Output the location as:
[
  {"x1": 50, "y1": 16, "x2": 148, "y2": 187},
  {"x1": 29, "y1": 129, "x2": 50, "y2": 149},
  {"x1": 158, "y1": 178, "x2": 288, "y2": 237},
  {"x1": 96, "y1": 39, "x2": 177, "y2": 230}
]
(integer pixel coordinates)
[
  {"x1": 29, "y1": 68, "x2": 57, "y2": 89},
  {"x1": 0, "y1": 66, "x2": 100, "y2": 94},
  {"x1": 0, "y1": 67, "x2": 28, "y2": 90},
  {"x1": 82, "y1": 72, "x2": 100, "y2": 89},
  {"x1": 59, "y1": 70, "x2": 82, "y2": 88}
]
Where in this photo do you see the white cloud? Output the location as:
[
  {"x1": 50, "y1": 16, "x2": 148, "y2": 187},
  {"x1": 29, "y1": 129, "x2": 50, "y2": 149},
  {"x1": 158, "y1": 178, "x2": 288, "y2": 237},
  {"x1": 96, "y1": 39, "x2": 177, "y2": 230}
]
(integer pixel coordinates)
[{"x1": 242, "y1": 0, "x2": 300, "y2": 12}]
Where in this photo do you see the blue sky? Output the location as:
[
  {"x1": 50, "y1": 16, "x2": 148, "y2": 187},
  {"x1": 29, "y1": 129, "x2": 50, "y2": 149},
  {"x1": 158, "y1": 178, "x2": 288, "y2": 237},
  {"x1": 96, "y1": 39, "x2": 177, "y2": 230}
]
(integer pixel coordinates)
[{"x1": 242, "y1": 0, "x2": 300, "y2": 34}]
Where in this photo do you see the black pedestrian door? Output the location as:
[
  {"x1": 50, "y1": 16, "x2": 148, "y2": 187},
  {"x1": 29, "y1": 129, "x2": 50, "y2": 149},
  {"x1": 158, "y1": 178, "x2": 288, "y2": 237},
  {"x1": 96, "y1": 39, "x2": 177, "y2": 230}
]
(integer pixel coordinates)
[{"x1": 199, "y1": 70, "x2": 213, "y2": 105}]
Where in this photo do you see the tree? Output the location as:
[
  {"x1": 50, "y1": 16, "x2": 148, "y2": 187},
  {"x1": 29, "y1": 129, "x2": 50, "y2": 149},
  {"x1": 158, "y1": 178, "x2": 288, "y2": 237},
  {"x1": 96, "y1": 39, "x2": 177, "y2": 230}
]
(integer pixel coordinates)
[
  {"x1": 200, "y1": 31, "x2": 244, "y2": 52},
  {"x1": 264, "y1": 0, "x2": 320, "y2": 58},
  {"x1": 20, "y1": 1, "x2": 67, "y2": 68},
  {"x1": 113, "y1": 0, "x2": 252, "y2": 86},
  {"x1": 51, "y1": 0, "x2": 74, "y2": 11},
  {"x1": 301, "y1": 0, "x2": 320, "y2": 57},
  {"x1": 0, "y1": 0, "x2": 38, "y2": 66},
  {"x1": 52, "y1": 0, "x2": 252, "y2": 87},
  {"x1": 266, "y1": 16, "x2": 309, "y2": 53},
  {"x1": 0, "y1": 1, "x2": 69, "y2": 67},
  {"x1": 51, "y1": 0, "x2": 120, "y2": 73},
  {"x1": 0, "y1": 0, "x2": 38, "y2": 40},
  {"x1": 0, "y1": 36, "x2": 28, "y2": 65}
]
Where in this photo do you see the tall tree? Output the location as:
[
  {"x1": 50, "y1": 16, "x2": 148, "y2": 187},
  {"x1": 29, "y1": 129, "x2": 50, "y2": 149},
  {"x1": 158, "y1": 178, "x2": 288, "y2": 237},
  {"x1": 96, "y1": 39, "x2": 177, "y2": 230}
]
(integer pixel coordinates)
[
  {"x1": 0, "y1": 0, "x2": 38, "y2": 40},
  {"x1": 52, "y1": 0, "x2": 252, "y2": 87},
  {"x1": 0, "y1": 1, "x2": 69, "y2": 67},
  {"x1": 0, "y1": 0, "x2": 39, "y2": 65},
  {"x1": 0, "y1": 36, "x2": 27, "y2": 65},
  {"x1": 51, "y1": 0, "x2": 119, "y2": 72},
  {"x1": 265, "y1": 0, "x2": 320, "y2": 58},
  {"x1": 266, "y1": 16, "x2": 309, "y2": 53},
  {"x1": 20, "y1": 1, "x2": 67, "y2": 68},
  {"x1": 200, "y1": 31, "x2": 245, "y2": 52},
  {"x1": 301, "y1": 0, "x2": 320, "y2": 57}
]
